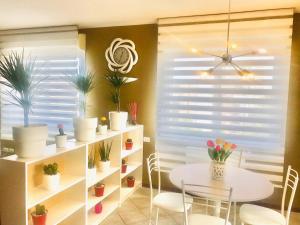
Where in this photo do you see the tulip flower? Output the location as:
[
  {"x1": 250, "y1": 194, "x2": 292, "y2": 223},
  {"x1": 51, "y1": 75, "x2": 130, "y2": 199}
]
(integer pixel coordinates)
[
  {"x1": 224, "y1": 142, "x2": 232, "y2": 151},
  {"x1": 215, "y1": 145, "x2": 221, "y2": 152},
  {"x1": 231, "y1": 144, "x2": 237, "y2": 150},
  {"x1": 207, "y1": 140, "x2": 215, "y2": 148},
  {"x1": 216, "y1": 138, "x2": 225, "y2": 145}
]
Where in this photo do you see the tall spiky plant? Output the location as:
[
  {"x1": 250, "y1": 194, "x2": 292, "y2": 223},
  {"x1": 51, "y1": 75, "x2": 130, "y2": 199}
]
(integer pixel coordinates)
[
  {"x1": 70, "y1": 71, "x2": 95, "y2": 117},
  {"x1": 105, "y1": 70, "x2": 128, "y2": 112},
  {"x1": 0, "y1": 51, "x2": 37, "y2": 127}
]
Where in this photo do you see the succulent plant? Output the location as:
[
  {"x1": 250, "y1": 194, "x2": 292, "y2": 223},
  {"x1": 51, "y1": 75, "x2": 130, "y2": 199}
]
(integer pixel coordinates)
[
  {"x1": 126, "y1": 138, "x2": 133, "y2": 143},
  {"x1": 122, "y1": 159, "x2": 126, "y2": 165},
  {"x1": 99, "y1": 141, "x2": 112, "y2": 162},
  {"x1": 34, "y1": 204, "x2": 47, "y2": 216},
  {"x1": 95, "y1": 182, "x2": 105, "y2": 187},
  {"x1": 127, "y1": 176, "x2": 135, "y2": 180},
  {"x1": 43, "y1": 163, "x2": 59, "y2": 175},
  {"x1": 57, "y1": 124, "x2": 65, "y2": 136}
]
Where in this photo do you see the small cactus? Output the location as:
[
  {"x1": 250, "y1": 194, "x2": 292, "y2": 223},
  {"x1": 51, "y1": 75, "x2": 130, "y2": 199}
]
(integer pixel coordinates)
[
  {"x1": 43, "y1": 163, "x2": 59, "y2": 175},
  {"x1": 57, "y1": 124, "x2": 65, "y2": 136},
  {"x1": 126, "y1": 138, "x2": 132, "y2": 143},
  {"x1": 122, "y1": 159, "x2": 126, "y2": 165},
  {"x1": 34, "y1": 204, "x2": 47, "y2": 216},
  {"x1": 127, "y1": 176, "x2": 135, "y2": 180}
]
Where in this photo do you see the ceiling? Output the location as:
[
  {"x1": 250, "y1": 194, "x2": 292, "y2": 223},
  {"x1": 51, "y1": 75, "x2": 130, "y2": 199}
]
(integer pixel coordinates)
[{"x1": 0, "y1": 0, "x2": 299, "y2": 30}]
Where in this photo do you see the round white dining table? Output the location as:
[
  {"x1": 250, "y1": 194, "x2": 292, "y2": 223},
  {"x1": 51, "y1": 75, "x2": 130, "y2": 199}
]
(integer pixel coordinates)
[{"x1": 169, "y1": 163, "x2": 274, "y2": 202}]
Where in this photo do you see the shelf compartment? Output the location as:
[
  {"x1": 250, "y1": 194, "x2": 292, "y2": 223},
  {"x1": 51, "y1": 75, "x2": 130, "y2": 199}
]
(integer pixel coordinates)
[
  {"x1": 121, "y1": 146, "x2": 142, "y2": 159},
  {"x1": 87, "y1": 185, "x2": 119, "y2": 210},
  {"x1": 121, "y1": 163, "x2": 142, "y2": 179},
  {"x1": 120, "y1": 181, "x2": 142, "y2": 202},
  {"x1": 87, "y1": 167, "x2": 119, "y2": 188},
  {"x1": 27, "y1": 175, "x2": 85, "y2": 209},
  {"x1": 59, "y1": 207, "x2": 86, "y2": 225}
]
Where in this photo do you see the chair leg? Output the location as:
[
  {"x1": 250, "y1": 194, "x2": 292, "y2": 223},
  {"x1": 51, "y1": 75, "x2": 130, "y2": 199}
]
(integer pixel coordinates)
[
  {"x1": 149, "y1": 204, "x2": 153, "y2": 225},
  {"x1": 155, "y1": 208, "x2": 160, "y2": 225}
]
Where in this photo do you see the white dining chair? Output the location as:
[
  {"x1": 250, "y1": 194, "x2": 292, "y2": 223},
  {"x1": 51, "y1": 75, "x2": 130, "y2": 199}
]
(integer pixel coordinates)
[
  {"x1": 239, "y1": 165, "x2": 299, "y2": 225},
  {"x1": 146, "y1": 152, "x2": 191, "y2": 225},
  {"x1": 182, "y1": 180, "x2": 233, "y2": 225}
]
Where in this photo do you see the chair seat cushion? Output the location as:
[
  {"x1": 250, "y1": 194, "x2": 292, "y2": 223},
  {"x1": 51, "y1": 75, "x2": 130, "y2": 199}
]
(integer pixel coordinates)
[
  {"x1": 189, "y1": 214, "x2": 231, "y2": 225},
  {"x1": 153, "y1": 192, "x2": 191, "y2": 213},
  {"x1": 240, "y1": 204, "x2": 286, "y2": 225}
]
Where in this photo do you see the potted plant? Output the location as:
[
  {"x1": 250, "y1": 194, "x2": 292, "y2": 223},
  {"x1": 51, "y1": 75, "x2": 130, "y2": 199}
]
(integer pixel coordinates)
[
  {"x1": 128, "y1": 101, "x2": 138, "y2": 125},
  {"x1": 121, "y1": 159, "x2": 127, "y2": 173},
  {"x1": 98, "y1": 116, "x2": 108, "y2": 135},
  {"x1": 127, "y1": 176, "x2": 135, "y2": 188},
  {"x1": 125, "y1": 138, "x2": 133, "y2": 150},
  {"x1": 0, "y1": 51, "x2": 48, "y2": 158},
  {"x1": 88, "y1": 144, "x2": 97, "y2": 178},
  {"x1": 98, "y1": 141, "x2": 112, "y2": 172},
  {"x1": 105, "y1": 70, "x2": 137, "y2": 131},
  {"x1": 31, "y1": 204, "x2": 47, "y2": 225},
  {"x1": 207, "y1": 138, "x2": 237, "y2": 180},
  {"x1": 94, "y1": 202, "x2": 102, "y2": 214},
  {"x1": 95, "y1": 182, "x2": 105, "y2": 197},
  {"x1": 43, "y1": 162, "x2": 60, "y2": 191},
  {"x1": 55, "y1": 124, "x2": 67, "y2": 148},
  {"x1": 70, "y1": 71, "x2": 98, "y2": 142}
]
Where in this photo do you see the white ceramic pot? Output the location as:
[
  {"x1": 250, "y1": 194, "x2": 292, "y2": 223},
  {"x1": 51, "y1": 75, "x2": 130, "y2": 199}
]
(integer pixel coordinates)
[
  {"x1": 88, "y1": 167, "x2": 97, "y2": 178},
  {"x1": 12, "y1": 124, "x2": 48, "y2": 158},
  {"x1": 211, "y1": 161, "x2": 225, "y2": 180},
  {"x1": 43, "y1": 173, "x2": 60, "y2": 191},
  {"x1": 99, "y1": 161, "x2": 111, "y2": 172},
  {"x1": 109, "y1": 111, "x2": 128, "y2": 131},
  {"x1": 73, "y1": 117, "x2": 98, "y2": 142},
  {"x1": 98, "y1": 125, "x2": 108, "y2": 135},
  {"x1": 55, "y1": 135, "x2": 67, "y2": 148}
]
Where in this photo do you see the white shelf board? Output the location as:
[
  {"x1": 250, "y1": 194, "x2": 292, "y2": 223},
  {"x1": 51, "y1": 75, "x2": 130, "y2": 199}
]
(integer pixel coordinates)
[
  {"x1": 27, "y1": 175, "x2": 85, "y2": 209},
  {"x1": 87, "y1": 167, "x2": 119, "y2": 188},
  {"x1": 121, "y1": 146, "x2": 142, "y2": 159},
  {"x1": 87, "y1": 185, "x2": 119, "y2": 210},
  {"x1": 120, "y1": 181, "x2": 142, "y2": 202},
  {"x1": 121, "y1": 163, "x2": 142, "y2": 179},
  {"x1": 29, "y1": 200, "x2": 85, "y2": 225},
  {"x1": 87, "y1": 200, "x2": 119, "y2": 225}
]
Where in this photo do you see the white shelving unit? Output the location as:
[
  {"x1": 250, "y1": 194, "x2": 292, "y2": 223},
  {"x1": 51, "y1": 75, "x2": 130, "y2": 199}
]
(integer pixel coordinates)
[{"x1": 0, "y1": 125, "x2": 143, "y2": 225}]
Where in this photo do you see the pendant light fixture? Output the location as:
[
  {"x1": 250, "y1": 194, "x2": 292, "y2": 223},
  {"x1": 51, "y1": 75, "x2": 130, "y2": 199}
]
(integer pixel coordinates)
[{"x1": 200, "y1": 0, "x2": 259, "y2": 78}]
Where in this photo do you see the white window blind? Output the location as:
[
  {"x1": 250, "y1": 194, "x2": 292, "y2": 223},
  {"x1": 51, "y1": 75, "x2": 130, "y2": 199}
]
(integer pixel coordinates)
[
  {"x1": 0, "y1": 26, "x2": 83, "y2": 140},
  {"x1": 156, "y1": 9, "x2": 294, "y2": 187}
]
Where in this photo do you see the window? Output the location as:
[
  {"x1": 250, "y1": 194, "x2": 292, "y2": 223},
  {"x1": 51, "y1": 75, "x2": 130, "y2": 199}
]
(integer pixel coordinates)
[
  {"x1": 0, "y1": 26, "x2": 83, "y2": 140},
  {"x1": 156, "y1": 9, "x2": 293, "y2": 187}
]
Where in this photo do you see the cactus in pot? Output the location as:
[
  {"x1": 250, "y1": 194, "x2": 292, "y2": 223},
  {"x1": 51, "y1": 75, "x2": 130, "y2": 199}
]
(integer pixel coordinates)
[
  {"x1": 98, "y1": 141, "x2": 112, "y2": 172},
  {"x1": 43, "y1": 162, "x2": 60, "y2": 191},
  {"x1": 31, "y1": 204, "x2": 47, "y2": 225},
  {"x1": 55, "y1": 124, "x2": 67, "y2": 148}
]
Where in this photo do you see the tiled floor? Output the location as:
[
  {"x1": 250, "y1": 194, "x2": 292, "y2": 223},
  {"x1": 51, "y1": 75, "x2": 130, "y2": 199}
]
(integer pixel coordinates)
[{"x1": 102, "y1": 188, "x2": 300, "y2": 225}]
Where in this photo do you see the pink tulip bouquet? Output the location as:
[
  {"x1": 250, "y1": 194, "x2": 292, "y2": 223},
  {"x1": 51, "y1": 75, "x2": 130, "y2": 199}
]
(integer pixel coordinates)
[{"x1": 207, "y1": 138, "x2": 237, "y2": 163}]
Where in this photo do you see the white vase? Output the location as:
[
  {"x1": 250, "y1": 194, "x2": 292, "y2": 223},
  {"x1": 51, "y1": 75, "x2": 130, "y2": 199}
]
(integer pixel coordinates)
[
  {"x1": 55, "y1": 135, "x2": 67, "y2": 148},
  {"x1": 99, "y1": 161, "x2": 111, "y2": 172},
  {"x1": 43, "y1": 173, "x2": 60, "y2": 191},
  {"x1": 98, "y1": 125, "x2": 108, "y2": 135},
  {"x1": 109, "y1": 111, "x2": 128, "y2": 131},
  {"x1": 87, "y1": 167, "x2": 97, "y2": 178},
  {"x1": 12, "y1": 124, "x2": 48, "y2": 158},
  {"x1": 73, "y1": 117, "x2": 98, "y2": 142},
  {"x1": 211, "y1": 161, "x2": 225, "y2": 180}
]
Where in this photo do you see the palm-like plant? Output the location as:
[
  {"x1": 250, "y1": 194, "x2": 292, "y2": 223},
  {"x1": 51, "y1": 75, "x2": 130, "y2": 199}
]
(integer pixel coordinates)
[
  {"x1": 0, "y1": 51, "x2": 37, "y2": 127},
  {"x1": 105, "y1": 70, "x2": 128, "y2": 112},
  {"x1": 70, "y1": 71, "x2": 95, "y2": 116},
  {"x1": 99, "y1": 141, "x2": 112, "y2": 162}
]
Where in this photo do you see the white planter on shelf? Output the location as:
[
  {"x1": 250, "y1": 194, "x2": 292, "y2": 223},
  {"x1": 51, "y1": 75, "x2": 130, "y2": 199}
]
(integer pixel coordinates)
[
  {"x1": 87, "y1": 167, "x2": 97, "y2": 178},
  {"x1": 12, "y1": 124, "x2": 48, "y2": 158},
  {"x1": 55, "y1": 135, "x2": 67, "y2": 148},
  {"x1": 73, "y1": 117, "x2": 98, "y2": 142},
  {"x1": 109, "y1": 111, "x2": 128, "y2": 131},
  {"x1": 98, "y1": 125, "x2": 108, "y2": 135},
  {"x1": 99, "y1": 161, "x2": 111, "y2": 172},
  {"x1": 43, "y1": 173, "x2": 60, "y2": 191}
]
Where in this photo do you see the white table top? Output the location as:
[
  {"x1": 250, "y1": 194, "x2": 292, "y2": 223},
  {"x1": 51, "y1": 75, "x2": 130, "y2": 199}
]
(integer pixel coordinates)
[{"x1": 169, "y1": 163, "x2": 274, "y2": 202}]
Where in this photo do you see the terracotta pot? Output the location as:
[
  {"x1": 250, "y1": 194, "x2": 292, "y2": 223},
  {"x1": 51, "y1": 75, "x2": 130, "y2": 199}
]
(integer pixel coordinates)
[
  {"x1": 94, "y1": 202, "x2": 102, "y2": 214},
  {"x1": 31, "y1": 213, "x2": 47, "y2": 225},
  {"x1": 121, "y1": 164, "x2": 127, "y2": 173},
  {"x1": 125, "y1": 142, "x2": 133, "y2": 150},
  {"x1": 95, "y1": 184, "x2": 105, "y2": 197},
  {"x1": 127, "y1": 177, "x2": 135, "y2": 187}
]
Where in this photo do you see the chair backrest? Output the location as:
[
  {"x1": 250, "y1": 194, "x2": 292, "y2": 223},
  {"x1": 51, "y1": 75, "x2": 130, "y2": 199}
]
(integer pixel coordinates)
[
  {"x1": 281, "y1": 165, "x2": 299, "y2": 225},
  {"x1": 181, "y1": 181, "x2": 233, "y2": 225},
  {"x1": 146, "y1": 152, "x2": 161, "y2": 200}
]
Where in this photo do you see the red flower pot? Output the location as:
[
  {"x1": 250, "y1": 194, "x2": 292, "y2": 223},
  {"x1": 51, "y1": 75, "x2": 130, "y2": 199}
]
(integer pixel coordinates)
[
  {"x1": 127, "y1": 177, "x2": 135, "y2": 187},
  {"x1": 121, "y1": 164, "x2": 127, "y2": 173},
  {"x1": 125, "y1": 142, "x2": 133, "y2": 150},
  {"x1": 95, "y1": 184, "x2": 105, "y2": 197},
  {"x1": 95, "y1": 202, "x2": 102, "y2": 214},
  {"x1": 32, "y1": 213, "x2": 47, "y2": 225}
]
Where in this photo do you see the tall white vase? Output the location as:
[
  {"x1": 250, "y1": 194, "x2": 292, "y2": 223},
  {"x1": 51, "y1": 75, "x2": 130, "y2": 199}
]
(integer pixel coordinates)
[
  {"x1": 73, "y1": 117, "x2": 98, "y2": 142},
  {"x1": 109, "y1": 111, "x2": 128, "y2": 131},
  {"x1": 13, "y1": 124, "x2": 48, "y2": 158}
]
